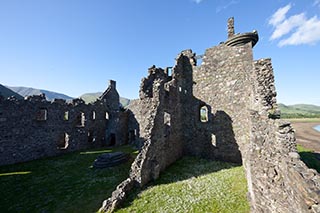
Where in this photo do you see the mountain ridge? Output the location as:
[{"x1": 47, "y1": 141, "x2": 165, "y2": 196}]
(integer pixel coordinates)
[
  {"x1": 8, "y1": 86, "x2": 74, "y2": 101},
  {"x1": 2, "y1": 85, "x2": 131, "y2": 107},
  {"x1": 4, "y1": 85, "x2": 319, "y2": 116},
  {"x1": 0, "y1": 84, "x2": 23, "y2": 99}
]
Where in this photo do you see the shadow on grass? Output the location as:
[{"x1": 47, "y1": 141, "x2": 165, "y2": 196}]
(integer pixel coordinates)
[
  {"x1": 299, "y1": 151, "x2": 320, "y2": 173},
  {"x1": 120, "y1": 156, "x2": 240, "y2": 210},
  {"x1": 0, "y1": 145, "x2": 138, "y2": 213}
]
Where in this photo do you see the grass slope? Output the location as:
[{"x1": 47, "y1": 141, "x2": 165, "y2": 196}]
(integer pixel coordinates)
[
  {"x1": 0, "y1": 145, "x2": 137, "y2": 213},
  {"x1": 117, "y1": 157, "x2": 249, "y2": 213}
]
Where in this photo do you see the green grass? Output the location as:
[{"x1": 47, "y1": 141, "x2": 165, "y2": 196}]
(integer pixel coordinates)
[
  {"x1": 0, "y1": 145, "x2": 137, "y2": 213},
  {"x1": 297, "y1": 144, "x2": 320, "y2": 173},
  {"x1": 287, "y1": 118, "x2": 320, "y2": 123},
  {"x1": 0, "y1": 147, "x2": 249, "y2": 213},
  {"x1": 279, "y1": 103, "x2": 320, "y2": 119},
  {"x1": 117, "y1": 157, "x2": 250, "y2": 213}
]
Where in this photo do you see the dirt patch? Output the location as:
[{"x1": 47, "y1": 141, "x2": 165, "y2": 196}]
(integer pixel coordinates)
[{"x1": 290, "y1": 121, "x2": 320, "y2": 153}]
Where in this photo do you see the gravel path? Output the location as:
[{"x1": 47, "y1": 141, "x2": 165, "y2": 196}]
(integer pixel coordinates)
[{"x1": 291, "y1": 121, "x2": 320, "y2": 153}]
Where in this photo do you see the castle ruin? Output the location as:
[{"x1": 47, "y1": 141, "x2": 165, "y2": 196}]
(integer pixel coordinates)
[
  {"x1": 0, "y1": 80, "x2": 128, "y2": 165},
  {"x1": 100, "y1": 18, "x2": 320, "y2": 212},
  {"x1": 0, "y1": 18, "x2": 319, "y2": 212}
]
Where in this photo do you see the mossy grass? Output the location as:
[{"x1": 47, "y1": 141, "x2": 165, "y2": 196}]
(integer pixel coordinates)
[
  {"x1": 1, "y1": 147, "x2": 250, "y2": 212},
  {"x1": 117, "y1": 157, "x2": 250, "y2": 213},
  {"x1": 0, "y1": 145, "x2": 137, "y2": 213}
]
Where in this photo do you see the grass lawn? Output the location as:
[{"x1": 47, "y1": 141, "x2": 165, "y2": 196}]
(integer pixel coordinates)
[
  {"x1": 0, "y1": 145, "x2": 137, "y2": 213},
  {"x1": 117, "y1": 157, "x2": 250, "y2": 213},
  {"x1": 1, "y1": 147, "x2": 250, "y2": 213}
]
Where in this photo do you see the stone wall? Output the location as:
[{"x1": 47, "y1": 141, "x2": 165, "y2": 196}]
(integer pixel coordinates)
[
  {"x1": 191, "y1": 43, "x2": 254, "y2": 163},
  {"x1": 253, "y1": 58, "x2": 279, "y2": 118},
  {"x1": 248, "y1": 112, "x2": 320, "y2": 212},
  {"x1": 0, "y1": 81, "x2": 123, "y2": 166},
  {"x1": 100, "y1": 18, "x2": 320, "y2": 212}
]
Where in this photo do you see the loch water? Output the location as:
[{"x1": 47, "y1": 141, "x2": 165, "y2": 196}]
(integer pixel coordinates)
[{"x1": 313, "y1": 125, "x2": 320, "y2": 132}]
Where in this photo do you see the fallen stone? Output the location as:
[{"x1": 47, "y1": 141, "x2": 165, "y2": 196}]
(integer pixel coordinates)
[{"x1": 93, "y1": 152, "x2": 129, "y2": 168}]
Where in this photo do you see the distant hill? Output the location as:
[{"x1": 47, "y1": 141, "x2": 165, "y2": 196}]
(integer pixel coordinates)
[
  {"x1": 80, "y1": 92, "x2": 131, "y2": 107},
  {"x1": 8, "y1": 86, "x2": 74, "y2": 101},
  {"x1": 0, "y1": 84, "x2": 23, "y2": 99},
  {"x1": 279, "y1": 103, "x2": 320, "y2": 118},
  {"x1": 80, "y1": 92, "x2": 101, "y2": 104}
]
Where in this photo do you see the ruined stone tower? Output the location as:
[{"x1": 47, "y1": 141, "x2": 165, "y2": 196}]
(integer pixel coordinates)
[{"x1": 100, "y1": 18, "x2": 320, "y2": 212}]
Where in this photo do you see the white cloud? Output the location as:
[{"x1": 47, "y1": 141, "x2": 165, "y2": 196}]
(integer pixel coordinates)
[
  {"x1": 270, "y1": 13, "x2": 306, "y2": 40},
  {"x1": 269, "y1": 3, "x2": 292, "y2": 26},
  {"x1": 279, "y1": 16, "x2": 320, "y2": 46},
  {"x1": 192, "y1": 0, "x2": 204, "y2": 4},
  {"x1": 268, "y1": 4, "x2": 320, "y2": 46}
]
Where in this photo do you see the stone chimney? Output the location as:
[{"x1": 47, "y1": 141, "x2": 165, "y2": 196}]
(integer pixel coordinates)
[
  {"x1": 109, "y1": 80, "x2": 116, "y2": 89},
  {"x1": 227, "y1": 17, "x2": 235, "y2": 38}
]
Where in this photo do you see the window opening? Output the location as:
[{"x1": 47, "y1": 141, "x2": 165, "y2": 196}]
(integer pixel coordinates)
[
  {"x1": 200, "y1": 106, "x2": 209, "y2": 122},
  {"x1": 57, "y1": 133, "x2": 69, "y2": 149},
  {"x1": 211, "y1": 134, "x2": 216, "y2": 147},
  {"x1": 166, "y1": 67, "x2": 173, "y2": 76},
  {"x1": 88, "y1": 131, "x2": 96, "y2": 143},
  {"x1": 36, "y1": 108, "x2": 47, "y2": 121},
  {"x1": 76, "y1": 112, "x2": 85, "y2": 127},
  {"x1": 164, "y1": 112, "x2": 171, "y2": 126},
  {"x1": 64, "y1": 111, "x2": 69, "y2": 121},
  {"x1": 92, "y1": 111, "x2": 96, "y2": 120}
]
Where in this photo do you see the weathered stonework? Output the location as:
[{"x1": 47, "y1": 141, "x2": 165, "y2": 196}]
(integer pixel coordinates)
[
  {"x1": 0, "y1": 80, "x2": 125, "y2": 166},
  {"x1": 0, "y1": 17, "x2": 319, "y2": 213},
  {"x1": 100, "y1": 18, "x2": 320, "y2": 212}
]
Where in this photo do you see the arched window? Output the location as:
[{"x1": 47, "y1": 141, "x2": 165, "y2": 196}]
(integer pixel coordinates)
[
  {"x1": 57, "y1": 133, "x2": 69, "y2": 149},
  {"x1": 92, "y1": 111, "x2": 96, "y2": 120}
]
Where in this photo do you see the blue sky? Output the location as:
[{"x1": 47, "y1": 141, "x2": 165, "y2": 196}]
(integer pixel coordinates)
[{"x1": 0, "y1": 0, "x2": 319, "y2": 105}]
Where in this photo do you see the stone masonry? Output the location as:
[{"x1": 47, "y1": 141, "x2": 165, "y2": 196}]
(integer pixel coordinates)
[
  {"x1": 0, "y1": 17, "x2": 319, "y2": 213},
  {"x1": 100, "y1": 18, "x2": 320, "y2": 212},
  {"x1": 0, "y1": 80, "x2": 125, "y2": 166}
]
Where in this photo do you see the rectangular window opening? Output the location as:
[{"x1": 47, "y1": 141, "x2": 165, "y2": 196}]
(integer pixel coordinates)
[
  {"x1": 57, "y1": 133, "x2": 69, "y2": 149},
  {"x1": 200, "y1": 106, "x2": 209, "y2": 122},
  {"x1": 36, "y1": 108, "x2": 47, "y2": 121},
  {"x1": 92, "y1": 111, "x2": 96, "y2": 120},
  {"x1": 164, "y1": 112, "x2": 171, "y2": 126},
  {"x1": 64, "y1": 111, "x2": 69, "y2": 121}
]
